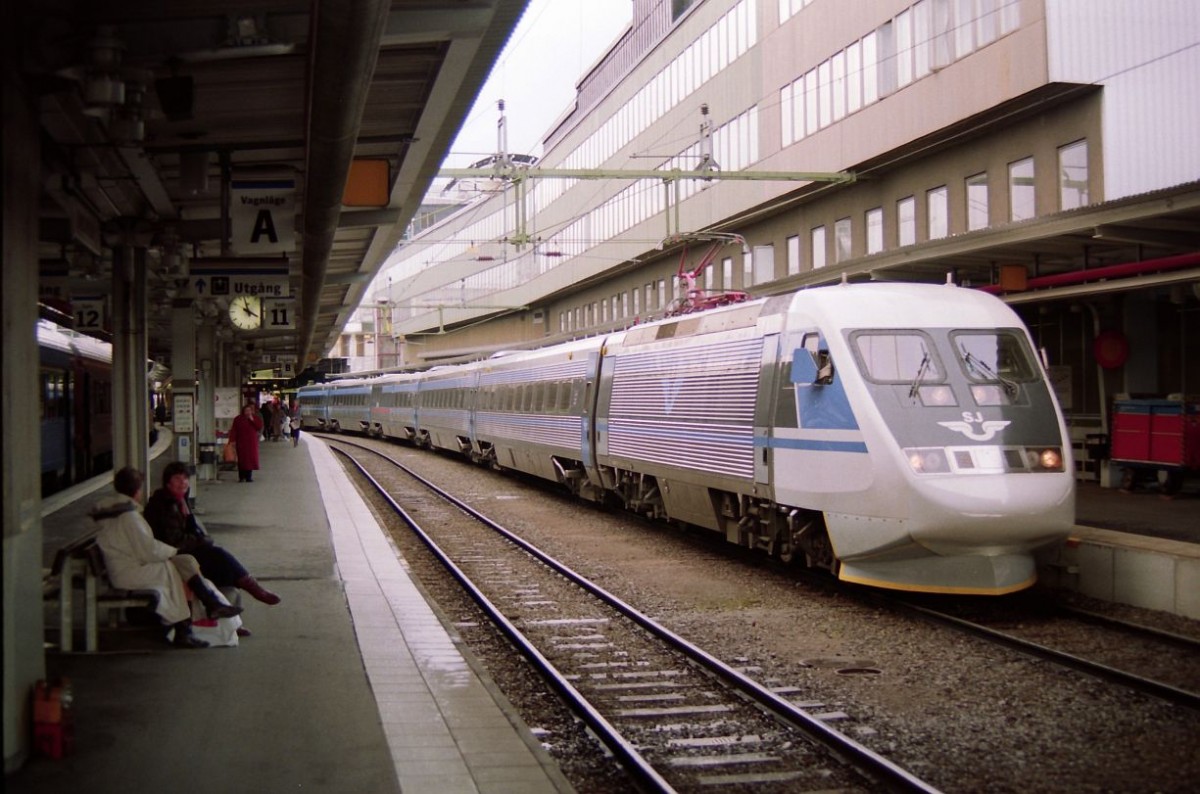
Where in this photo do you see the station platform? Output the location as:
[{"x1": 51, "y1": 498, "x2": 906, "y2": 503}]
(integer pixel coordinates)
[
  {"x1": 1042, "y1": 479, "x2": 1200, "y2": 620},
  {"x1": 9, "y1": 430, "x2": 571, "y2": 793},
  {"x1": 7, "y1": 435, "x2": 1198, "y2": 790}
]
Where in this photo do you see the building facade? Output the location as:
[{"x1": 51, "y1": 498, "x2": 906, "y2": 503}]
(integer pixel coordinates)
[{"x1": 367, "y1": 0, "x2": 1200, "y2": 469}]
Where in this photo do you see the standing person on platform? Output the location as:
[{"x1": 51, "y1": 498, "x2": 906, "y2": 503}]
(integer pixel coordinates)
[
  {"x1": 271, "y1": 397, "x2": 286, "y2": 441},
  {"x1": 259, "y1": 399, "x2": 273, "y2": 442},
  {"x1": 289, "y1": 401, "x2": 302, "y2": 447},
  {"x1": 230, "y1": 402, "x2": 264, "y2": 482},
  {"x1": 93, "y1": 466, "x2": 242, "y2": 649},
  {"x1": 145, "y1": 462, "x2": 282, "y2": 615}
]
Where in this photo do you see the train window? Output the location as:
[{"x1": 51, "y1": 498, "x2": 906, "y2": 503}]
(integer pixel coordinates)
[
  {"x1": 41, "y1": 369, "x2": 67, "y2": 420},
  {"x1": 852, "y1": 331, "x2": 944, "y2": 384},
  {"x1": 953, "y1": 330, "x2": 1036, "y2": 404}
]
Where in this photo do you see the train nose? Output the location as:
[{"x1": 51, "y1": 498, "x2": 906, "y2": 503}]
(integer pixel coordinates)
[{"x1": 908, "y1": 473, "x2": 1076, "y2": 552}]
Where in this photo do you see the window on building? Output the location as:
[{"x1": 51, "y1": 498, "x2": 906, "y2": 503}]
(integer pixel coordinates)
[
  {"x1": 932, "y1": 0, "x2": 954, "y2": 68},
  {"x1": 866, "y1": 207, "x2": 883, "y2": 254},
  {"x1": 753, "y1": 244, "x2": 775, "y2": 284},
  {"x1": 913, "y1": 0, "x2": 931, "y2": 78},
  {"x1": 1009, "y1": 157, "x2": 1035, "y2": 221},
  {"x1": 862, "y1": 31, "x2": 879, "y2": 103},
  {"x1": 966, "y1": 172, "x2": 989, "y2": 230},
  {"x1": 834, "y1": 218, "x2": 852, "y2": 262},
  {"x1": 811, "y1": 225, "x2": 827, "y2": 269},
  {"x1": 658, "y1": 278, "x2": 667, "y2": 308},
  {"x1": 1059, "y1": 139, "x2": 1089, "y2": 210},
  {"x1": 976, "y1": 0, "x2": 999, "y2": 47},
  {"x1": 787, "y1": 234, "x2": 801, "y2": 274},
  {"x1": 877, "y1": 21, "x2": 897, "y2": 95},
  {"x1": 832, "y1": 51, "x2": 846, "y2": 121},
  {"x1": 898, "y1": 196, "x2": 916, "y2": 246},
  {"x1": 846, "y1": 41, "x2": 863, "y2": 112},
  {"x1": 955, "y1": 0, "x2": 974, "y2": 57},
  {"x1": 632, "y1": 288, "x2": 640, "y2": 317},
  {"x1": 722, "y1": 256, "x2": 733, "y2": 290},
  {"x1": 927, "y1": 186, "x2": 948, "y2": 240},
  {"x1": 896, "y1": 10, "x2": 913, "y2": 88},
  {"x1": 780, "y1": 85, "x2": 793, "y2": 144}
]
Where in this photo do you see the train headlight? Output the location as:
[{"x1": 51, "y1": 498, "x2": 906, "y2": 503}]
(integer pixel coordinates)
[
  {"x1": 905, "y1": 447, "x2": 948, "y2": 473},
  {"x1": 1025, "y1": 447, "x2": 1064, "y2": 471}
]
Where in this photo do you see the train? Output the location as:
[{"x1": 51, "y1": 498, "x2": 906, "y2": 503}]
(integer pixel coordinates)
[
  {"x1": 299, "y1": 282, "x2": 1076, "y2": 595},
  {"x1": 39, "y1": 320, "x2": 114, "y2": 496}
]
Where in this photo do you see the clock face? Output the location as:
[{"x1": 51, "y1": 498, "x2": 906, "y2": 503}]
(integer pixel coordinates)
[{"x1": 229, "y1": 295, "x2": 262, "y2": 330}]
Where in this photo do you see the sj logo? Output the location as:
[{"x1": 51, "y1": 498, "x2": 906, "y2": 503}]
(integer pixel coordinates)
[{"x1": 938, "y1": 412, "x2": 1011, "y2": 441}]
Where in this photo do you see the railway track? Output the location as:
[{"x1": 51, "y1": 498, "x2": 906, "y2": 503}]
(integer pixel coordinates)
[
  {"x1": 891, "y1": 595, "x2": 1200, "y2": 711},
  {"x1": 326, "y1": 437, "x2": 941, "y2": 793}
]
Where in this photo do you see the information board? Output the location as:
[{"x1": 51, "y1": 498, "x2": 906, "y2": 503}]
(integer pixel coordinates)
[{"x1": 173, "y1": 393, "x2": 195, "y2": 434}]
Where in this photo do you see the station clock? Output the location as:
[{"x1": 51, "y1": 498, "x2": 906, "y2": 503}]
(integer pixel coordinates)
[{"x1": 229, "y1": 295, "x2": 262, "y2": 330}]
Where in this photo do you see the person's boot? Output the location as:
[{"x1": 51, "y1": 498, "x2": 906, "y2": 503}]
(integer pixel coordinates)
[
  {"x1": 172, "y1": 620, "x2": 209, "y2": 649},
  {"x1": 237, "y1": 575, "x2": 281, "y2": 605},
  {"x1": 187, "y1": 575, "x2": 244, "y2": 619}
]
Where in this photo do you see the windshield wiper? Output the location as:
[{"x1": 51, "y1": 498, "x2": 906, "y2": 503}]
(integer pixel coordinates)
[
  {"x1": 962, "y1": 350, "x2": 1019, "y2": 397},
  {"x1": 908, "y1": 350, "x2": 931, "y2": 400}
]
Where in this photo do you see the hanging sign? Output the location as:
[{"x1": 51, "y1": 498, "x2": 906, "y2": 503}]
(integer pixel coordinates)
[
  {"x1": 230, "y1": 178, "x2": 296, "y2": 255},
  {"x1": 263, "y1": 297, "x2": 296, "y2": 329},
  {"x1": 72, "y1": 296, "x2": 106, "y2": 331},
  {"x1": 189, "y1": 258, "x2": 289, "y2": 299}
]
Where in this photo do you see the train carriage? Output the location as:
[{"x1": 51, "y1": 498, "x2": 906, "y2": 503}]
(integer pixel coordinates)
[
  {"x1": 594, "y1": 299, "x2": 786, "y2": 531},
  {"x1": 371, "y1": 372, "x2": 421, "y2": 441},
  {"x1": 416, "y1": 364, "x2": 481, "y2": 453},
  {"x1": 39, "y1": 321, "x2": 114, "y2": 495},
  {"x1": 325, "y1": 378, "x2": 372, "y2": 432},
  {"x1": 473, "y1": 338, "x2": 605, "y2": 489},
  {"x1": 296, "y1": 383, "x2": 330, "y2": 430},
  {"x1": 769, "y1": 284, "x2": 1073, "y2": 593}
]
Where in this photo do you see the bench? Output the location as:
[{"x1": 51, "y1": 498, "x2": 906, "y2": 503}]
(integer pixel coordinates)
[{"x1": 43, "y1": 533, "x2": 158, "y2": 653}]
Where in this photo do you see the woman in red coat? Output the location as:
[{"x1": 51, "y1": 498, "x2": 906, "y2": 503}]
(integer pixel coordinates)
[{"x1": 230, "y1": 403, "x2": 265, "y2": 482}]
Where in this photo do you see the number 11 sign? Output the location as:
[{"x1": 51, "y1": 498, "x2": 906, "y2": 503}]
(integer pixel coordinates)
[{"x1": 263, "y1": 298, "x2": 296, "y2": 329}]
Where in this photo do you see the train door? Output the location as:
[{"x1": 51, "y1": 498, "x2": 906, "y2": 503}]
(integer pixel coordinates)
[
  {"x1": 754, "y1": 334, "x2": 781, "y2": 488},
  {"x1": 40, "y1": 365, "x2": 71, "y2": 494}
]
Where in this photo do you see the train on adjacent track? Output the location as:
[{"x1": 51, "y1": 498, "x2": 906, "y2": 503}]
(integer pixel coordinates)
[
  {"x1": 38, "y1": 320, "x2": 114, "y2": 496},
  {"x1": 299, "y1": 282, "x2": 1076, "y2": 595}
]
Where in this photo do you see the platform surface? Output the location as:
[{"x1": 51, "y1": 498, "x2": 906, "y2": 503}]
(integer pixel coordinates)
[{"x1": 10, "y1": 430, "x2": 570, "y2": 793}]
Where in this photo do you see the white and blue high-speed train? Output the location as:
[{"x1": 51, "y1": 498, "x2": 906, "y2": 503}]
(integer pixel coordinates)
[{"x1": 300, "y1": 282, "x2": 1075, "y2": 595}]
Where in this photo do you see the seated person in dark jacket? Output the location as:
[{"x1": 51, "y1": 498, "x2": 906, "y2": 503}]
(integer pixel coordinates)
[{"x1": 144, "y1": 461, "x2": 281, "y2": 608}]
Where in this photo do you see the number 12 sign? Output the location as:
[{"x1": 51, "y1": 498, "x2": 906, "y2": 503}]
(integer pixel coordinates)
[
  {"x1": 263, "y1": 298, "x2": 296, "y2": 329},
  {"x1": 73, "y1": 296, "x2": 106, "y2": 331}
]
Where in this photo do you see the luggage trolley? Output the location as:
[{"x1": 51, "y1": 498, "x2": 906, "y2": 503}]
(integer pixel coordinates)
[{"x1": 1110, "y1": 398, "x2": 1200, "y2": 494}]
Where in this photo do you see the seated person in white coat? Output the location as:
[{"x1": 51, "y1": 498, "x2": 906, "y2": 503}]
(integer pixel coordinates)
[{"x1": 92, "y1": 466, "x2": 242, "y2": 649}]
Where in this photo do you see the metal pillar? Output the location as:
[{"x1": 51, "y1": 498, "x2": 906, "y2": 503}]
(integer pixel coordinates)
[
  {"x1": 112, "y1": 245, "x2": 150, "y2": 480},
  {"x1": 196, "y1": 325, "x2": 217, "y2": 483}
]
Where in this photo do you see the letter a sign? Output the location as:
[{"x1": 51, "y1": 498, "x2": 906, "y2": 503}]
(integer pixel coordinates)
[{"x1": 230, "y1": 178, "x2": 296, "y2": 255}]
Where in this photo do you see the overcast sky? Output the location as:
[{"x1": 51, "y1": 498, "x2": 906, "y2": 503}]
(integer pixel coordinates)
[{"x1": 443, "y1": 0, "x2": 633, "y2": 167}]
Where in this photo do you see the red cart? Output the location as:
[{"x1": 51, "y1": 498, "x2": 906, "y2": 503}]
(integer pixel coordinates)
[{"x1": 1110, "y1": 398, "x2": 1200, "y2": 494}]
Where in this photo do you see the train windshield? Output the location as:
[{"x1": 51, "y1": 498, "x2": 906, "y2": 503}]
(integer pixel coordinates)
[
  {"x1": 851, "y1": 331, "x2": 944, "y2": 383},
  {"x1": 951, "y1": 330, "x2": 1038, "y2": 406}
]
